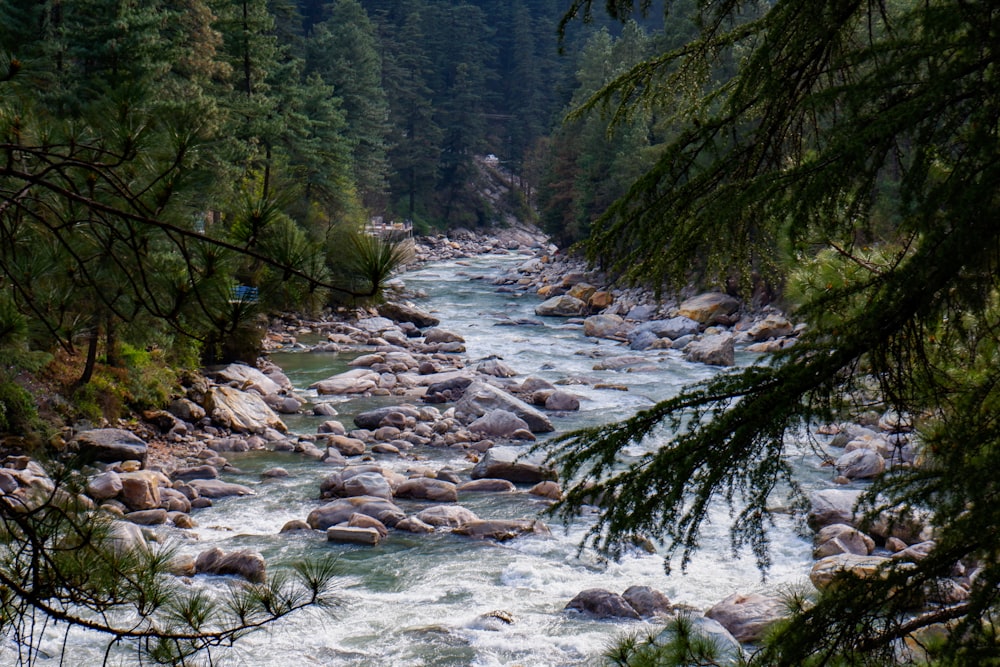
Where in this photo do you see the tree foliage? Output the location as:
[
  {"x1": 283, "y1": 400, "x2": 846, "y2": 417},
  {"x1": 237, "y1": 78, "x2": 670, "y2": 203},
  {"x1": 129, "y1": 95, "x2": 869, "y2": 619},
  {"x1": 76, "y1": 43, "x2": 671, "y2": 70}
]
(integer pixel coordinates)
[{"x1": 544, "y1": 0, "x2": 1000, "y2": 664}]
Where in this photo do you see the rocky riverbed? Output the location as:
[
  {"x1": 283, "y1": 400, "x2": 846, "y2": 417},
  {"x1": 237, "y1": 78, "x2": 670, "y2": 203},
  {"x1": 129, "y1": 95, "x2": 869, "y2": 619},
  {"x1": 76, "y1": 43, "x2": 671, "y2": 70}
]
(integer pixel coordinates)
[{"x1": 0, "y1": 225, "x2": 967, "y2": 663}]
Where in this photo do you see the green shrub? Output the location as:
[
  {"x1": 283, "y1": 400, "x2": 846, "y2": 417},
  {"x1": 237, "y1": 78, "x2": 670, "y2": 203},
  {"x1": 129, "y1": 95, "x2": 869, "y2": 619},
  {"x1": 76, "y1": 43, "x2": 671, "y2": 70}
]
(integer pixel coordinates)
[{"x1": 0, "y1": 380, "x2": 38, "y2": 435}]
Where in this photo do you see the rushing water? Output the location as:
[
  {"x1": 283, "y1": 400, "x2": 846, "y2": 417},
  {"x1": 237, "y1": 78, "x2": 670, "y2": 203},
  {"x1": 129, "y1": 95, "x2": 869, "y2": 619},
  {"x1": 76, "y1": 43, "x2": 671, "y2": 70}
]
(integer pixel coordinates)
[{"x1": 32, "y1": 251, "x2": 823, "y2": 666}]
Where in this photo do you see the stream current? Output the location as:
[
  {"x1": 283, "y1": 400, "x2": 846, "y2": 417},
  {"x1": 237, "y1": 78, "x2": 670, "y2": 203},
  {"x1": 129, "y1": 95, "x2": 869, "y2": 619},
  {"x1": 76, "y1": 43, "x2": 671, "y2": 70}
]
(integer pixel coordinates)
[{"x1": 47, "y1": 251, "x2": 822, "y2": 666}]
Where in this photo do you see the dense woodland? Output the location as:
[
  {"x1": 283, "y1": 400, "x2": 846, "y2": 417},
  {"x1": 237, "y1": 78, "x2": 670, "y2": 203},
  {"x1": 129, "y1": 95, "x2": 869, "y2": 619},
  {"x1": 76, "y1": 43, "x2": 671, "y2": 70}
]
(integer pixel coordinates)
[{"x1": 0, "y1": 0, "x2": 664, "y2": 428}]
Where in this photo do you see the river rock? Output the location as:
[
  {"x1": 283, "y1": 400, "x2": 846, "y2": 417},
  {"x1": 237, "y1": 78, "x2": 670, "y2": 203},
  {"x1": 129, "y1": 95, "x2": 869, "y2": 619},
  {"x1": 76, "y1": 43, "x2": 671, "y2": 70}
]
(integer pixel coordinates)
[
  {"x1": 320, "y1": 467, "x2": 393, "y2": 499},
  {"x1": 677, "y1": 292, "x2": 741, "y2": 325},
  {"x1": 746, "y1": 314, "x2": 794, "y2": 341},
  {"x1": 187, "y1": 479, "x2": 255, "y2": 499},
  {"x1": 415, "y1": 505, "x2": 479, "y2": 528},
  {"x1": 104, "y1": 520, "x2": 151, "y2": 555},
  {"x1": 424, "y1": 328, "x2": 465, "y2": 344},
  {"x1": 119, "y1": 474, "x2": 161, "y2": 511},
  {"x1": 313, "y1": 403, "x2": 339, "y2": 417},
  {"x1": 316, "y1": 420, "x2": 347, "y2": 436},
  {"x1": 86, "y1": 471, "x2": 122, "y2": 500},
  {"x1": 395, "y1": 478, "x2": 459, "y2": 502},
  {"x1": 835, "y1": 448, "x2": 885, "y2": 479},
  {"x1": 353, "y1": 405, "x2": 422, "y2": 430},
  {"x1": 706, "y1": 593, "x2": 786, "y2": 643},
  {"x1": 683, "y1": 333, "x2": 735, "y2": 366},
  {"x1": 472, "y1": 448, "x2": 557, "y2": 484},
  {"x1": 810, "y1": 553, "x2": 892, "y2": 590},
  {"x1": 280, "y1": 519, "x2": 311, "y2": 533},
  {"x1": 476, "y1": 359, "x2": 518, "y2": 378},
  {"x1": 355, "y1": 316, "x2": 396, "y2": 333},
  {"x1": 565, "y1": 589, "x2": 641, "y2": 620},
  {"x1": 627, "y1": 330, "x2": 659, "y2": 351},
  {"x1": 528, "y1": 480, "x2": 563, "y2": 500},
  {"x1": 544, "y1": 390, "x2": 580, "y2": 411},
  {"x1": 204, "y1": 386, "x2": 287, "y2": 433},
  {"x1": 807, "y1": 489, "x2": 864, "y2": 530},
  {"x1": 310, "y1": 369, "x2": 380, "y2": 395},
  {"x1": 535, "y1": 295, "x2": 587, "y2": 317},
  {"x1": 377, "y1": 302, "x2": 440, "y2": 328},
  {"x1": 583, "y1": 314, "x2": 629, "y2": 340},
  {"x1": 72, "y1": 429, "x2": 148, "y2": 465},
  {"x1": 327, "y1": 524, "x2": 383, "y2": 546},
  {"x1": 396, "y1": 516, "x2": 436, "y2": 533},
  {"x1": 125, "y1": 508, "x2": 168, "y2": 525},
  {"x1": 168, "y1": 398, "x2": 206, "y2": 422},
  {"x1": 457, "y1": 479, "x2": 517, "y2": 493},
  {"x1": 453, "y1": 519, "x2": 550, "y2": 541},
  {"x1": 349, "y1": 353, "x2": 384, "y2": 367},
  {"x1": 468, "y1": 409, "x2": 530, "y2": 438},
  {"x1": 423, "y1": 375, "x2": 474, "y2": 403},
  {"x1": 342, "y1": 472, "x2": 393, "y2": 500},
  {"x1": 622, "y1": 586, "x2": 672, "y2": 618},
  {"x1": 160, "y1": 487, "x2": 192, "y2": 513},
  {"x1": 814, "y1": 523, "x2": 876, "y2": 558},
  {"x1": 195, "y1": 547, "x2": 266, "y2": 583},
  {"x1": 455, "y1": 381, "x2": 554, "y2": 433},
  {"x1": 307, "y1": 496, "x2": 406, "y2": 530},
  {"x1": 323, "y1": 435, "x2": 366, "y2": 457},
  {"x1": 214, "y1": 363, "x2": 282, "y2": 396},
  {"x1": 171, "y1": 465, "x2": 218, "y2": 481}
]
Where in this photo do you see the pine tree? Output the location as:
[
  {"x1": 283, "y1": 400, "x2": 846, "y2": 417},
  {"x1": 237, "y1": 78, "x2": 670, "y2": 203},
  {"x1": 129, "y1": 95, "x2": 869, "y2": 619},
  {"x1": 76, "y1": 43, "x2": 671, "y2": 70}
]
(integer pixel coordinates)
[{"x1": 546, "y1": 1, "x2": 1000, "y2": 664}]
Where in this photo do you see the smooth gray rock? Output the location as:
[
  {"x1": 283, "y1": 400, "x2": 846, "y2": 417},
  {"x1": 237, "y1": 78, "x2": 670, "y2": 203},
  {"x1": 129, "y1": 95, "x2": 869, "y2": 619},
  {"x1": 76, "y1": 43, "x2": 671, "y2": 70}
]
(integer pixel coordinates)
[
  {"x1": 72, "y1": 429, "x2": 148, "y2": 465},
  {"x1": 706, "y1": 593, "x2": 787, "y2": 643},
  {"x1": 195, "y1": 547, "x2": 266, "y2": 583},
  {"x1": 187, "y1": 479, "x2": 255, "y2": 499},
  {"x1": 683, "y1": 334, "x2": 735, "y2": 366},
  {"x1": 307, "y1": 496, "x2": 405, "y2": 530},
  {"x1": 565, "y1": 589, "x2": 640, "y2": 620},
  {"x1": 456, "y1": 381, "x2": 553, "y2": 433},
  {"x1": 471, "y1": 448, "x2": 557, "y2": 484}
]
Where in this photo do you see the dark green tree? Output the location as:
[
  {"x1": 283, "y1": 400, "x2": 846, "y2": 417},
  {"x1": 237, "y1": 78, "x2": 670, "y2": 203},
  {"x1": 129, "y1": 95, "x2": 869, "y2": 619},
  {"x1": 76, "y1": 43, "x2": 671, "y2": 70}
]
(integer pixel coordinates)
[
  {"x1": 545, "y1": 0, "x2": 1000, "y2": 664},
  {"x1": 306, "y1": 0, "x2": 390, "y2": 210}
]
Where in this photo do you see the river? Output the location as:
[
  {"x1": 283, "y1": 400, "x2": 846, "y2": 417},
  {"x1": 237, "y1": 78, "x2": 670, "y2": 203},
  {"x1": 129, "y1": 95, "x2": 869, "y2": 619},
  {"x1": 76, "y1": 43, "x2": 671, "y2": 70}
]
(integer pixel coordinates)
[{"x1": 36, "y1": 250, "x2": 820, "y2": 666}]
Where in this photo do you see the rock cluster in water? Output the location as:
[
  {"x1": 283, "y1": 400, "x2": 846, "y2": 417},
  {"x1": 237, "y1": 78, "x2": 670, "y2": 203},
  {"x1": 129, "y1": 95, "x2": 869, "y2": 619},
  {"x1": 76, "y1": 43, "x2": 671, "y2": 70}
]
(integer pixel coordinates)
[{"x1": 1, "y1": 225, "x2": 964, "y2": 656}]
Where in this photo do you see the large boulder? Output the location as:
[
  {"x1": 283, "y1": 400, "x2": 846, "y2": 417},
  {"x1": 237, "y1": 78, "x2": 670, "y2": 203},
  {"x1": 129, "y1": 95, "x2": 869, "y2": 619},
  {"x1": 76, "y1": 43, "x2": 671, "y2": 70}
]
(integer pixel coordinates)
[
  {"x1": 307, "y1": 496, "x2": 406, "y2": 530},
  {"x1": 633, "y1": 316, "x2": 701, "y2": 340},
  {"x1": 622, "y1": 586, "x2": 672, "y2": 618},
  {"x1": 807, "y1": 489, "x2": 864, "y2": 530},
  {"x1": 424, "y1": 328, "x2": 465, "y2": 344},
  {"x1": 204, "y1": 386, "x2": 287, "y2": 433},
  {"x1": 683, "y1": 334, "x2": 735, "y2": 366},
  {"x1": 214, "y1": 363, "x2": 282, "y2": 396},
  {"x1": 195, "y1": 547, "x2": 266, "y2": 583},
  {"x1": 706, "y1": 593, "x2": 787, "y2": 643},
  {"x1": 415, "y1": 505, "x2": 479, "y2": 528},
  {"x1": 746, "y1": 315, "x2": 794, "y2": 341},
  {"x1": 394, "y1": 478, "x2": 459, "y2": 503},
  {"x1": 814, "y1": 523, "x2": 876, "y2": 558},
  {"x1": 835, "y1": 449, "x2": 886, "y2": 479},
  {"x1": 86, "y1": 471, "x2": 123, "y2": 500},
  {"x1": 455, "y1": 381, "x2": 553, "y2": 433},
  {"x1": 535, "y1": 295, "x2": 587, "y2": 317},
  {"x1": 565, "y1": 589, "x2": 640, "y2": 620},
  {"x1": 353, "y1": 405, "x2": 422, "y2": 430},
  {"x1": 377, "y1": 302, "x2": 440, "y2": 328},
  {"x1": 309, "y1": 369, "x2": 380, "y2": 395},
  {"x1": 72, "y1": 429, "x2": 148, "y2": 465},
  {"x1": 677, "y1": 292, "x2": 741, "y2": 325},
  {"x1": 453, "y1": 519, "x2": 550, "y2": 541},
  {"x1": 187, "y1": 479, "x2": 255, "y2": 499},
  {"x1": 583, "y1": 314, "x2": 629, "y2": 340},
  {"x1": 471, "y1": 448, "x2": 557, "y2": 484},
  {"x1": 810, "y1": 553, "x2": 892, "y2": 591},
  {"x1": 468, "y1": 409, "x2": 530, "y2": 438}
]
